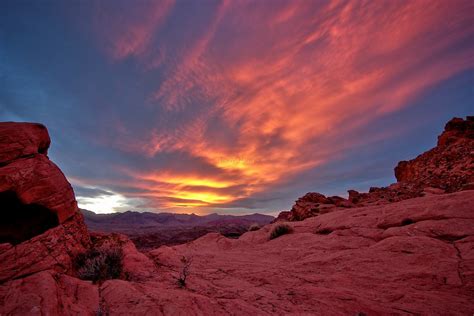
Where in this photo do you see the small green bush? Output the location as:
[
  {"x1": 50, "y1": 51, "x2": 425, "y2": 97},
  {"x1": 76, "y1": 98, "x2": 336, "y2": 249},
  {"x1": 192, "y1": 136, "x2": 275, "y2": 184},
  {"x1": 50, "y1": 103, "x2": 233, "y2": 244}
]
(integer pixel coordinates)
[
  {"x1": 269, "y1": 224, "x2": 293, "y2": 240},
  {"x1": 74, "y1": 246, "x2": 123, "y2": 283},
  {"x1": 248, "y1": 223, "x2": 261, "y2": 231}
]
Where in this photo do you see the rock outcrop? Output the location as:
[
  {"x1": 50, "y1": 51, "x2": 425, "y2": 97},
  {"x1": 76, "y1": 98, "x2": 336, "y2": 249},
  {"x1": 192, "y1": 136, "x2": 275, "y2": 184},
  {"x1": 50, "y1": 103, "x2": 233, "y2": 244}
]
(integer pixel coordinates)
[
  {"x1": 395, "y1": 116, "x2": 474, "y2": 192},
  {"x1": 0, "y1": 122, "x2": 91, "y2": 282},
  {"x1": 282, "y1": 116, "x2": 474, "y2": 221},
  {"x1": 286, "y1": 192, "x2": 353, "y2": 221},
  {"x1": 0, "y1": 211, "x2": 90, "y2": 283},
  {"x1": 0, "y1": 123, "x2": 78, "y2": 245},
  {"x1": 0, "y1": 122, "x2": 50, "y2": 164}
]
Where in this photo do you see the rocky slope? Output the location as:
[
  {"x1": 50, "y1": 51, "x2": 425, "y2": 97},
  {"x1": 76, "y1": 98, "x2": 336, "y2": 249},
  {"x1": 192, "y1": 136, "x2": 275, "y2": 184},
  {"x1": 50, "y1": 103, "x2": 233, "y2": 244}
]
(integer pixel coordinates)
[
  {"x1": 82, "y1": 210, "x2": 274, "y2": 250},
  {"x1": 394, "y1": 116, "x2": 474, "y2": 192},
  {"x1": 281, "y1": 116, "x2": 474, "y2": 221},
  {"x1": 0, "y1": 118, "x2": 473, "y2": 315}
]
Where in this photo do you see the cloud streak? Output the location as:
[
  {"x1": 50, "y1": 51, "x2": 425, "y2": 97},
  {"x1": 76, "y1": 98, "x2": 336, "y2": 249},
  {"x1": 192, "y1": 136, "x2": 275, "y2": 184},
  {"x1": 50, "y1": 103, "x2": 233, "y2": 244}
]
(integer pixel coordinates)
[{"x1": 94, "y1": 0, "x2": 175, "y2": 60}]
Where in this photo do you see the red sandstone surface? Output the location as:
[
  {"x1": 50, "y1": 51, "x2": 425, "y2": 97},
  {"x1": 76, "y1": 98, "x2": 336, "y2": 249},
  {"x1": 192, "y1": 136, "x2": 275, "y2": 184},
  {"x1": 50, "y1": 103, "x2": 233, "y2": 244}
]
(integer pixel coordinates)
[{"x1": 0, "y1": 118, "x2": 473, "y2": 315}]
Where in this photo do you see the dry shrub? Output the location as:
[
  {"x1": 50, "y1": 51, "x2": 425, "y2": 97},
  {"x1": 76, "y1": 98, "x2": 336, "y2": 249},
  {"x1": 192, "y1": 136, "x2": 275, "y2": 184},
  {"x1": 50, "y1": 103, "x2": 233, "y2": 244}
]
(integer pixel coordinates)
[
  {"x1": 315, "y1": 228, "x2": 333, "y2": 235},
  {"x1": 248, "y1": 223, "x2": 261, "y2": 231},
  {"x1": 269, "y1": 224, "x2": 293, "y2": 240},
  {"x1": 74, "y1": 246, "x2": 124, "y2": 283},
  {"x1": 177, "y1": 256, "x2": 192, "y2": 288}
]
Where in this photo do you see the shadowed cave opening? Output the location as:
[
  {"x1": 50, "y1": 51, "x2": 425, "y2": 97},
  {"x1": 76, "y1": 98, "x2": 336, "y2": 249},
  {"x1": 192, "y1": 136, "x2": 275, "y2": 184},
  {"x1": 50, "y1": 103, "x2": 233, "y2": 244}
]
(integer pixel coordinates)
[{"x1": 0, "y1": 191, "x2": 59, "y2": 245}]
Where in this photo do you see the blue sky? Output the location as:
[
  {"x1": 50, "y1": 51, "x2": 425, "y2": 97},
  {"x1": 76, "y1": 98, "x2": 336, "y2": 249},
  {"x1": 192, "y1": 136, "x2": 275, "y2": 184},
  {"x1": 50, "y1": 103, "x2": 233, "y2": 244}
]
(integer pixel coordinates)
[{"x1": 1, "y1": 0, "x2": 473, "y2": 214}]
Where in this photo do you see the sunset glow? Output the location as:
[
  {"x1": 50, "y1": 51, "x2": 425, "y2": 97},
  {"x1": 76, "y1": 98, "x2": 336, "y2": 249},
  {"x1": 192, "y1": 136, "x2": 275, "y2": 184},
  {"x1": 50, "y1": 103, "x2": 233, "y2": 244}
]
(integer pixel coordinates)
[{"x1": 1, "y1": 0, "x2": 473, "y2": 213}]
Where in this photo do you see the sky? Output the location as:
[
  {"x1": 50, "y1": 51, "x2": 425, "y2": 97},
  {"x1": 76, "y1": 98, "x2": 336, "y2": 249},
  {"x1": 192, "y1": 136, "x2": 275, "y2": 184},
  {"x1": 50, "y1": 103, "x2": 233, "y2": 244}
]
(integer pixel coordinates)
[{"x1": 0, "y1": 0, "x2": 473, "y2": 215}]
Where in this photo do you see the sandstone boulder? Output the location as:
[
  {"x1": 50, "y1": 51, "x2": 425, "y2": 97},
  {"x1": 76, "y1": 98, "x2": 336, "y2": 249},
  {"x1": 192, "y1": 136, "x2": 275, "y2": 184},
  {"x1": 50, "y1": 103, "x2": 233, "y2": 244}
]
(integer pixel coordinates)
[
  {"x1": 0, "y1": 122, "x2": 50, "y2": 164},
  {"x1": 0, "y1": 123, "x2": 78, "y2": 245},
  {"x1": 0, "y1": 122, "x2": 90, "y2": 282},
  {"x1": 287, "y1": 192, "x2": 347, "y2": 221}
]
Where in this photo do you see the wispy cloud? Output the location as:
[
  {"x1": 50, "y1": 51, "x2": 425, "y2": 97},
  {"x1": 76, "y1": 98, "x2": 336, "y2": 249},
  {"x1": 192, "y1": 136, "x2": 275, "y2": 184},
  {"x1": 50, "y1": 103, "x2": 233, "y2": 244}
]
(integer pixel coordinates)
[{"x1": 94, "y1": 0, "x2": 175, "y2": 60}]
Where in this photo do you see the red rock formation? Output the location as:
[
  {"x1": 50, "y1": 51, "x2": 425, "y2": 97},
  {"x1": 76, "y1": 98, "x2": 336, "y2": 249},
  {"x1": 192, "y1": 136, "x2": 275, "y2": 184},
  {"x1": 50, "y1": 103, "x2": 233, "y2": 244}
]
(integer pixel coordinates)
[
  {"x1": 285, "y1": 192, "x2": 353, "y2": 221},
  {"x1": 0, "y1": 123, "x2": 78, "y2": 236},
  {"x1": 395, "y1": 116, "x2": 474, "y2": 192},
  {"x1": 274, "y1": 210, "x2": 291, "y2": 221},
  {"x1": 282, "y1": 116, "x2": 474, "y2": 221},
  {"x1": 0, "y1": 122, "x2": 50, "y2": 164},
  {"x1": 0, "y1": 211, "x2": 90, "y2": 283},
  {"x1": 0, "y1": 122, "x2": 91, "y2": 282}
]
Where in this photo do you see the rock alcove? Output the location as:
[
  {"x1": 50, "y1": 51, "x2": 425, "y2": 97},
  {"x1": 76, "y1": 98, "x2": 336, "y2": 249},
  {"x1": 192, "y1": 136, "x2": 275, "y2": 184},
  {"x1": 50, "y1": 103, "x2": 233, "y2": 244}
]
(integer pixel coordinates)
[{"x1": 0, "y1": 191, "x2": 59, "y2": 245}]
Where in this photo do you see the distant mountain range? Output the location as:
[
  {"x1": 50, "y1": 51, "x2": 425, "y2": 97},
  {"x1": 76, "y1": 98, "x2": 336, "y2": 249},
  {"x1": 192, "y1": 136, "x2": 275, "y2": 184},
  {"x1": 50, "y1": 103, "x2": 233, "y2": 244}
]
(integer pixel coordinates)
[{"x1": 81, "y1": 209, "x2": 274, "y2": 250}]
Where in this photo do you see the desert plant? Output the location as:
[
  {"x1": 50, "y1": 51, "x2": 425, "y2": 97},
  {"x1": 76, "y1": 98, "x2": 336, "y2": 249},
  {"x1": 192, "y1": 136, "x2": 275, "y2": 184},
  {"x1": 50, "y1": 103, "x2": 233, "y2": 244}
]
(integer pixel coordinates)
[
  {"x1": 248, "y1": 223, "x2": 261, "y2": 231},
  {"x1": 315, "y1": 228, "x2": 333, "y2": 235},
  {"x1": 74, "y1": 246, "x2": 124, "y2": 283},
  {"x1": 269, "y1": 224, "x2": 293, "y2": 240},
  {"x1": 177, "y1": 256, "x2": 192, "y2": 288}
]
